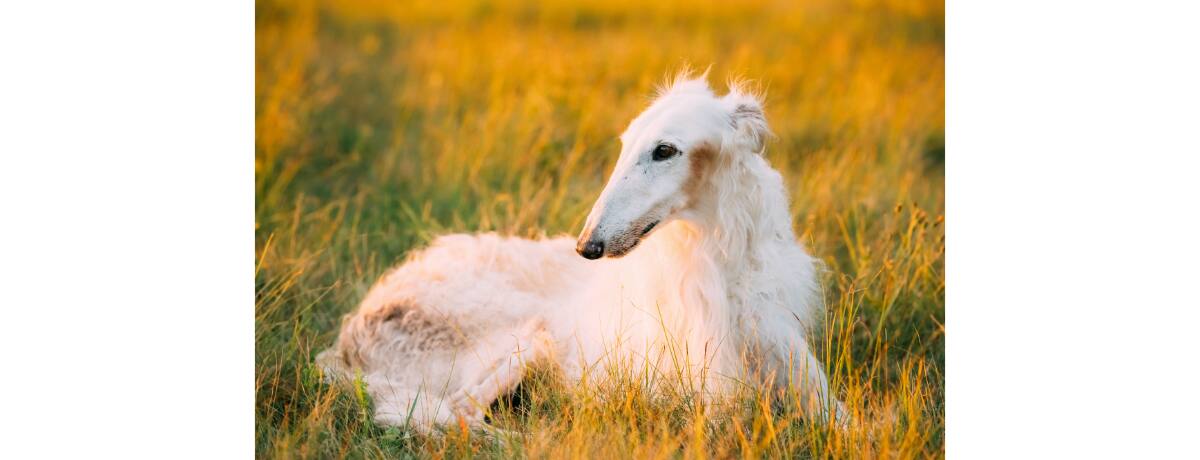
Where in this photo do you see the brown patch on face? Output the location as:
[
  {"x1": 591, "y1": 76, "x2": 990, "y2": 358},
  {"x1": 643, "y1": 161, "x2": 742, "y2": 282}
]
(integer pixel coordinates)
[
  {"x1": 597, "y1": 143, "x2": 719, "y2": 259},
  {"x1": 682, "y1": 142, "x2": 718, "y2": 208}
]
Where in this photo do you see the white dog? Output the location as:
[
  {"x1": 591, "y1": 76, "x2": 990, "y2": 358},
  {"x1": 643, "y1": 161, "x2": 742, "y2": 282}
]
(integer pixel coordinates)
[{"x1": 318, "y1": 72, "x2": 847, "y2": 430}]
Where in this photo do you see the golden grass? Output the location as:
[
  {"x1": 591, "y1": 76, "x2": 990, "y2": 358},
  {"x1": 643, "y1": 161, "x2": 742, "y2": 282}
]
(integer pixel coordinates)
[{"x1": 256, "y1": 0, "x2": 943, "y2": 457}]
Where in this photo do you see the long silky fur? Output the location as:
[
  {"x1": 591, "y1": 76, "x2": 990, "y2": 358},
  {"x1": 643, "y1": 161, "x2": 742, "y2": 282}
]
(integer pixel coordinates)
[{"x1": 318, "y1": 71, "x2": 846, "y2": 430}]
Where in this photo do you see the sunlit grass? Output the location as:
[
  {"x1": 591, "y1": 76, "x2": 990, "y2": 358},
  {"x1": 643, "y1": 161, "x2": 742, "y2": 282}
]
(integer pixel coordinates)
[{"x1": 256, "y1": 0, "x2": 943, "y2": 457}]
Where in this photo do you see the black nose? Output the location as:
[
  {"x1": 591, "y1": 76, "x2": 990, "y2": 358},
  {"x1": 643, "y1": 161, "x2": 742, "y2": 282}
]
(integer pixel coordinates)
[{"x1": 578, "y1": 240, "x2": 604, "y2": 260}]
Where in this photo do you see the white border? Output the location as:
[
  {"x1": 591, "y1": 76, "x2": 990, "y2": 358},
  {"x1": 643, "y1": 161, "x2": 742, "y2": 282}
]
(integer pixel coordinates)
[
  {"x1": 948, "y1": 0, "x2": 1200, "y2": 457},
  {"x1": 0, "y1": 1, "x2": 252, "y2": 458}
]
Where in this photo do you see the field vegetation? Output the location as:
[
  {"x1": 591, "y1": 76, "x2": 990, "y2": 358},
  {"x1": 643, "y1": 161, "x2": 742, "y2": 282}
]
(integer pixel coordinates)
[{"x1": 256, "y1": 0, "x2": 944, "y2": 457}]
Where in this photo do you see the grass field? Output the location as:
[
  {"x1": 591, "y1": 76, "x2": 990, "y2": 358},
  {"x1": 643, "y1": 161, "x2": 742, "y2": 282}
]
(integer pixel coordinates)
[{"x1": 256, "y1": 0, "x2": 944, "y2": 457}]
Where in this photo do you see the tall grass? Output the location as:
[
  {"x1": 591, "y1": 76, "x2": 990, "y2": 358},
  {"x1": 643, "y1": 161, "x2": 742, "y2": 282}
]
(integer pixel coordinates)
[{"x1": 256, "y1": 0, "x2": 944, "y2": 457}]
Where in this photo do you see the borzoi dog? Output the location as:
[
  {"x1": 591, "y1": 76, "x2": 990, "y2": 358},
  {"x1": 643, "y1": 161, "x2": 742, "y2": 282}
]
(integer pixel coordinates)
[{"x1": 318, "y1": 73, "x2": 847, "y2": 430}]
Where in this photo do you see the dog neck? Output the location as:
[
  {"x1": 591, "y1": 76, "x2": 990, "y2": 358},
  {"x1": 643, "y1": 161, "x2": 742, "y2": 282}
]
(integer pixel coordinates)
[
  {"x1": 618, "y1": 152, "x2": 802, "y2": 384},
  {"x1": 675, "y1": 152, "x2": 797, "y2": 273},
  {"x1": 629, "y1": 152, "x2": 801, "y2": 316}
]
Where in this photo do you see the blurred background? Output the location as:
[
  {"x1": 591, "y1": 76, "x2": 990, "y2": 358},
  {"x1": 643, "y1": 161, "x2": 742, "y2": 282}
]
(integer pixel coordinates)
[{"x1": 256, "y1": 0, "x2": 943, "y2": 457}]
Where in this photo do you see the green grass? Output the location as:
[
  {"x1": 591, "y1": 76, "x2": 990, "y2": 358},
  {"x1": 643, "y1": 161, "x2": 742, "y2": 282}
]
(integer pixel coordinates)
[{"x1": 256, "y1": 0, "x2": 943, "y2": 457}]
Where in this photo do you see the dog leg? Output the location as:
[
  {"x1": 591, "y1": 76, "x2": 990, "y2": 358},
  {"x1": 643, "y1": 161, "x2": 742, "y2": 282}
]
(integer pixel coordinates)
[
  {"x1": 366, "y1": 375, "x2": 458, "y2": 432},
  {"x1": 448, "y1": 319, "x2": 553, "y2": 423},
  {"x1": 786, "y1": 343, "x2": 850, "y2": 425}
]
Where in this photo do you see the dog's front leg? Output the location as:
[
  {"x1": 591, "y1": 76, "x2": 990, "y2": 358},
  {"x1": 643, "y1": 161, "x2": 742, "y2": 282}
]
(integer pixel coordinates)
[{"x1": 781, "y1": 340, "x2": 849, "y2": 425}]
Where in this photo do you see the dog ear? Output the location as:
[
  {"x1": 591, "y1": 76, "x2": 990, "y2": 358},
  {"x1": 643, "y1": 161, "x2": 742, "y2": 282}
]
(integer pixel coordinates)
[{"x1": 723, "y1": 88, "x2": 771, "y2": 154}]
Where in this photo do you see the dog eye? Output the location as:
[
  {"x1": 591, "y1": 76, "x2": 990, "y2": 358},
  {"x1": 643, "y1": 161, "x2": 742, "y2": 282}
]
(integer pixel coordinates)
[{"x1": 651, "y1": 144, "x2": 679, "y2": 161}]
